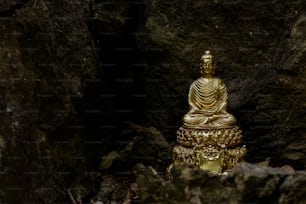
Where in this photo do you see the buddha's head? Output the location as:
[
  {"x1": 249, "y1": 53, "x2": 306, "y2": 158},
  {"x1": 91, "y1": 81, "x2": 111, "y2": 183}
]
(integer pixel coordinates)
[{"x1": 200, "y1": 50, "x2": 215, "y2": 77}]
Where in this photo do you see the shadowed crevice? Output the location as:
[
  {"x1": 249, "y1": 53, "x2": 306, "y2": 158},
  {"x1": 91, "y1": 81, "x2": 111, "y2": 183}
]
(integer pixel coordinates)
[{"x1": 0, "y1": 0, "x2": 31, "y2": 17}]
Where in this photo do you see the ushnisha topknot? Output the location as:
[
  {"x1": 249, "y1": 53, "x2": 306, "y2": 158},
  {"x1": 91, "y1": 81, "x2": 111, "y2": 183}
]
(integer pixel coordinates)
[{"x1": 201, "y1": 50, "x2": 213, "y2": 62}]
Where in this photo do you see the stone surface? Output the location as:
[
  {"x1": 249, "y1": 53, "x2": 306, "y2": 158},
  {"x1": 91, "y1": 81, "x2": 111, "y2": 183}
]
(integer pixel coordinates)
[
  {"x1": 135, "y1": 162, "x2": 306, "y2": 204},
  {"x1": 0, "y1": 0, "x2": 98, "y2": 202},
  {"x1": 91, "y1": 176, "x2": 129, "y2": 204},
  {"x1": 99, "y1": 123, "x2": 171, "y2": 175}
]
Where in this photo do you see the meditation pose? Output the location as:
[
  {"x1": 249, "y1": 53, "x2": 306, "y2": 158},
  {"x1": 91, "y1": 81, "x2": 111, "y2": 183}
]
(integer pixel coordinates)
[
  {"x1": 172, "y1": 50, "x2": 246, "y2": 174},
  {"x1": 183, "y1": 50, "x2": 236, "y2": 129}
]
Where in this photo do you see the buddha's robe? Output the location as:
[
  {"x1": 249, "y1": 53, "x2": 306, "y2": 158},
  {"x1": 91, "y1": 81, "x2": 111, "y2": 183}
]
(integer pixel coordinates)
[{"x1": 183, "y1": 77, "x2": 236, "y2": 129}]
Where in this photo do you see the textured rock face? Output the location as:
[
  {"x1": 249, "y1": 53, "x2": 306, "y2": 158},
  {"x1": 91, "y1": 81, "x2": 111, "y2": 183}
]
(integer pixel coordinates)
[
  {"x1": 143, "y1": 0, "x2": 306, "y2": 167},
  {"x1": 135, "y1": 163, "x2": 306, "y2": 204},
  {"x1": 99, "y1": 124, "x2": 171, "y2": 173},
  {"x1": 0, "y1": 0, "x2": 97, "y2": 202}
]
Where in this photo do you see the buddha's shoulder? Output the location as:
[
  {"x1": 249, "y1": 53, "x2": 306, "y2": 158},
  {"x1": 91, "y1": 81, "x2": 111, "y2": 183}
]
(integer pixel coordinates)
[
  {"x1": 190, "y1": 78, "x2": 225, "y2": 89},
  {"x1": 193, "y1": 77, "x2": 222, "y2": 84}
]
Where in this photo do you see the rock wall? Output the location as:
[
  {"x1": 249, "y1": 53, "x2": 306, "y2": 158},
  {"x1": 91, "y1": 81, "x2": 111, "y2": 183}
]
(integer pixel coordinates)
[{"x1": 0, "y1": 0, "x2": 97, "y2": 202}]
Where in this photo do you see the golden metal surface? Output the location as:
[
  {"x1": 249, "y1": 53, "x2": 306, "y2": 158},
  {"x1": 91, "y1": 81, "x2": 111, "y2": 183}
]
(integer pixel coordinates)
[{"x1": 172, "y1": 50, "x2": 246, "y2": 173}]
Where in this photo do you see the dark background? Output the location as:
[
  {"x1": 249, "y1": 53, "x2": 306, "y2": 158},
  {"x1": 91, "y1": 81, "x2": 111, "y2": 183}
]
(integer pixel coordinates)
[{"x1": 0, "y1": 0, "x2": 305, "y2": 203}]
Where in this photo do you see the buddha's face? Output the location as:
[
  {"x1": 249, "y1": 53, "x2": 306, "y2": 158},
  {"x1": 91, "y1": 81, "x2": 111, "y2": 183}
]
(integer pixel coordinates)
[{"x1": 201, "y1": 59, "x2": 214, "y2": 76}]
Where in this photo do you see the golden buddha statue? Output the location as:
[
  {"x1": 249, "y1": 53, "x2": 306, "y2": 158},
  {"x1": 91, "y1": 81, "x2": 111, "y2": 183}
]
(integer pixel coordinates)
[{"x1": 172, "y1": 50, "x2": 246, "y2": 174}]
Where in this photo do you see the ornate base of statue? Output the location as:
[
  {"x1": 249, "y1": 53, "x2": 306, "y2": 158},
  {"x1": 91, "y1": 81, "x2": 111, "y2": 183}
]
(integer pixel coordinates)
[
  {"x1": 170, "y1": 50, "x2": 247, "y2": 174},
  {"x1": 173, "y1": 126, "x2": 246, "y2": 173}
]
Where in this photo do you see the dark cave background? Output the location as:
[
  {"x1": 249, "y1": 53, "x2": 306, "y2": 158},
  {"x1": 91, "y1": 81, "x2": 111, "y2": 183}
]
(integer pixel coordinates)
[{"x1": 0, "y1": 0, "x2": 305, "y2": 203}]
